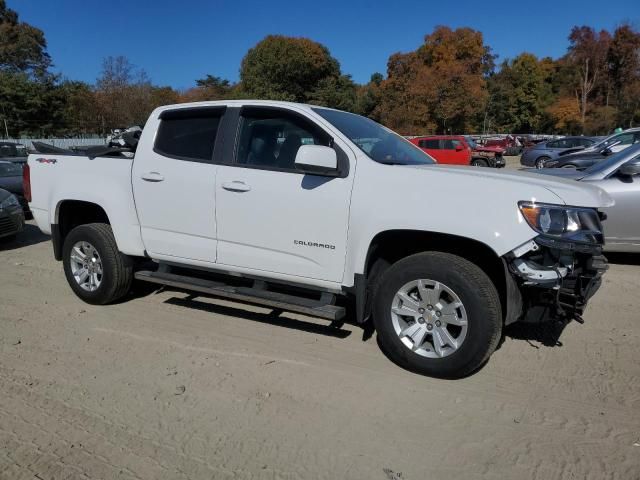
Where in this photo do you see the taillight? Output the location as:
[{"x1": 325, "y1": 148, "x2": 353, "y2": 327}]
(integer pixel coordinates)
[{"x1": 23, "y1": 163, "x2": 31, "y2": 203}]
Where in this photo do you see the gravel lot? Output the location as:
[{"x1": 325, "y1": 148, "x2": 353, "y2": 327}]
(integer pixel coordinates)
[{"x1": 1, "y1": 159, "x2": 639, "y2": 479}]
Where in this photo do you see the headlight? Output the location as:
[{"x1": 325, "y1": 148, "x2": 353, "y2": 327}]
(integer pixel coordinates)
[
  {"x1": 518, "y1": 201, "x2": 603, "y2": 245},
  {"x1": 0, "y1": 194, "x2": 20, "y2": 209}
]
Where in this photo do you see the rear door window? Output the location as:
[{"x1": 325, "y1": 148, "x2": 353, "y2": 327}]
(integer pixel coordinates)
[
  {"x1": 419, "y1": 139, "x2": 440, "y2": 149},
  {"x1": 443, "y1": 139, "x2": 461, "y2": 150},
  {"x1": 154, "y1": 108, "x2": 224, "y2": 162}
]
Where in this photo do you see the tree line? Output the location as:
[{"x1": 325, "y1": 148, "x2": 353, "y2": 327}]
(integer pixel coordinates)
[{"x1": 1, "y1": 0, "x2": 638, "y2": 138}]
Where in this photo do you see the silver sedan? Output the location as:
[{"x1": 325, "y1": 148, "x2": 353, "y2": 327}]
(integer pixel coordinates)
[{"x1": 533, "y1": 144, "x2": 640, "y2": 252}]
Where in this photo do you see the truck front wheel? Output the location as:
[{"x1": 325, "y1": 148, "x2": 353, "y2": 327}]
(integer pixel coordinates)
[
  {"x1": 62, "y1": 223, "x2": 133, "y2": 305},
  {"x1": 373, "y1": 252, "x2": 502, "y2": 378},
  {"x1": 471, "y1": 158, "x2": 488, "y2": 167}
]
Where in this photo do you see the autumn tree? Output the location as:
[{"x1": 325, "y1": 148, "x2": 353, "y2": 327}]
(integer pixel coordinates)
[
  {"x1": 181, "y1": 74, "x2": 235, "y2": 103},
  {"x1": 93, "y1": 56, "x2": 179, "y2": 130},
  {"x1": 546, "y1": 96, "x2": 582, "y2": 133},
  {"x1": 608, "y1": 24, "x2": 640, "y2": 128},
  {"x1": 566, "y1": 26, "x2": 611, "y2": 131},
  {"x1": 375, "y1": 26, "x2": 494, "y2": 134}
]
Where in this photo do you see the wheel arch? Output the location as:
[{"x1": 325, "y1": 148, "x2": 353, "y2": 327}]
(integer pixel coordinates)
[
  {"x1": 53, "y1": 200, "x2": 111, "y2": 260},
  {"x1": 351, "y1": 229, "x2": 520, "y2": 326}
]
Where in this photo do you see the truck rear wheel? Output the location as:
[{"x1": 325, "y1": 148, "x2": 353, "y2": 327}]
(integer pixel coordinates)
[
  {"x1": 62, "y1": 223, "x2": 133, "y2": 305},
  {"x1": 372, "y1": 252, "x2": 502, "y2": 378}
]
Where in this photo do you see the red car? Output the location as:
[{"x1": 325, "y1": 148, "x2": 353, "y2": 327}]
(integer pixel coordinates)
[
  {"x1": 482, "y1": 135, "x2": 525, "y2": 155},
  {"x1": 410, "y1": 135, "x2": 506, "y2": 167}
]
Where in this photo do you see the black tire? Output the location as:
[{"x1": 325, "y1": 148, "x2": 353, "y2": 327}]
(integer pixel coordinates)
[
  {"x1": 0, "y1": 234, "x2": 16, "y2": 243},
  {"x1": 62, "y1": 223, "x2": 133, "y2": 305},
  {"x1": 535, "y1": 156, "x2": 550, "y2": 169},
  {"x1": 373, "y1": 252, "x2": 502, "y2": 379},
  {"x1": 471, "y1": 158, "x2": 488, "y2": 167}
]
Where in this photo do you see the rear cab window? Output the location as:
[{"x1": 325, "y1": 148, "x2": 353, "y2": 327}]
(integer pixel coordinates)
[{"x1": 154, "y1": 107, "x2": 225, "y2": 162}]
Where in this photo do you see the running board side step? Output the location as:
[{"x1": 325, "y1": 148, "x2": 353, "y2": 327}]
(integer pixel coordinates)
[{"x1": 134, "y1": 270, "x2": 346, "y2": 321}]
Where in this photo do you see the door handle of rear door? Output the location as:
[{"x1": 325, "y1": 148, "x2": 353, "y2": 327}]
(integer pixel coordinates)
[
  {"x1": 222, "y1": 181, "x2": 251, "y2": 192},
  {"x1": 141, "y1": 172, "x2": 164, "y2": 182}
]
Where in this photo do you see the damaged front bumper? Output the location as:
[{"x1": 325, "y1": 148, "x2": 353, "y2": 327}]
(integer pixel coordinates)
[{"x1": 505, "y1": 237, "x2": 608, "y2": 323}]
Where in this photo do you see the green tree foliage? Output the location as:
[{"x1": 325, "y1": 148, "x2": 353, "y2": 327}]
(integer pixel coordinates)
[
  {"x1": 0, "y1": 71, "x2": 62, "y2": 136},
  {"x1": 239, "y1": 35, "x2": 341, "y2": 102},
  {"x1": 0, "y1": 0, "x2": 50, "y2": 76},
  {"x1": 487, "y1": 54, "x2": 554, "y2": 132},
  {"x1": 354, "y1": 73, "x2": 384, "y2": 119},
  {"x1": 308, "y1": 74, "x2": 358, "y2": 111}
]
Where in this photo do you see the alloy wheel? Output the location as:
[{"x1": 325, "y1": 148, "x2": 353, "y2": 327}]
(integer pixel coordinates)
[
  {"x1": 390, "y1": 279, "x2": 468, "y2": 358},
  {"x1": 69, "y1": 241, "x2": 103, "y2": 292}
]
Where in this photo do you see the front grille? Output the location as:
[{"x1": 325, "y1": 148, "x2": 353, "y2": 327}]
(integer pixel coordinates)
[{"x1": 0, "y1": 216, "x2": 18, "y2": 235}]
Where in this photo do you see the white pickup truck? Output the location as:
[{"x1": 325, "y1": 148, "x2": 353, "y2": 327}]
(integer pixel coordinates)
[{"x1": 27, "y1": 100, "x2": 612, "y2": 378}]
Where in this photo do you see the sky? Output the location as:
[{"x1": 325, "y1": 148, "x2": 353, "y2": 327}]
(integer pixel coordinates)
[{"x1": 12, "y1": 0, "x2": 640, "y2": 90}]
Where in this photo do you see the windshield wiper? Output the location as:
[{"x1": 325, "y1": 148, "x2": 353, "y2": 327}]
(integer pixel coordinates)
[{"x1": 376, "y1": 159, "x2": 407, "y2": 165}]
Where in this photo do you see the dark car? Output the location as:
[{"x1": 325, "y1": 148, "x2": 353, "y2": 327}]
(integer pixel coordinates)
[
  {"x1": 0, "y1": 141, "x2": 29, "y2": 165},
  {"x1": 520, "y1": 136, "x2": 598, "y2": 168},
  {"x1": 0, "y1": 187, "x2": 25, "y2": 241},
  {"x1": 544, "y1": 142, "x2": 626, "y2": 170},
  {"x1": 0, "y1": 160, "x2": 30, "y2": 216}
]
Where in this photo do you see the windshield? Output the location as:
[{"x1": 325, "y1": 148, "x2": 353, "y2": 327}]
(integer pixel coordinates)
[
  {"x1": 0, "y1": 162, "x2": 22, "y2": 177},
  {"x1": 0, "y1": 144, "x2": 27, "y2": 158},
  {"x1": 464, "y1": 136, "x2": 478, "y2": 149},
  {"x1": 584, "y1": 144, "x2": 640, "y2": 175},
  {"x1": 593, "y1": 132, "x2": 637, "y2": 150},
  {"x1": 312, "y1": 108, "x2": 435, "y2": 165}
]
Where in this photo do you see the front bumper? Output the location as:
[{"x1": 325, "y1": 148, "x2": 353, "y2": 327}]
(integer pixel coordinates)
[
  {"x1": 507, "y1": 238, "x2": 607, "y2": 322},
  {"x1": 493, "y1": 155, "x2": 506, "y2": 168}
]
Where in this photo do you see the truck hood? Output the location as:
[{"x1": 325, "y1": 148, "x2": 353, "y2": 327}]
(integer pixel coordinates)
[
  {"x1": 526, "y1": 167, "x2": 587, "y2": 180},
  {"x1": 474, "y1": 146, "x2": 504, "y2": 154},
  {"x1": 407, "y1": 164, "x2": 614, "y2": 208}
]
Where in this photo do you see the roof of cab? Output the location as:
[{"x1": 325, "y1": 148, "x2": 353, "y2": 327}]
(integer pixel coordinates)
[{"x1": 152, "y1": 100, "x2": 334, "y2": 117}]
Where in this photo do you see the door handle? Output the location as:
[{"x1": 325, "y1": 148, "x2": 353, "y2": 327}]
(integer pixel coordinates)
[
  {"x1": 141, "y1": 172, "x2": 164, "y2": 182},
  {"x1": 222, "y1": 181, "x2": 251, "y2": 192}
]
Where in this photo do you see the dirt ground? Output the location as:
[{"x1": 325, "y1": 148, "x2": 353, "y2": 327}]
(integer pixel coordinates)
[{"x1": 1, "y1": 160, "x2": 639, "y2": 479}]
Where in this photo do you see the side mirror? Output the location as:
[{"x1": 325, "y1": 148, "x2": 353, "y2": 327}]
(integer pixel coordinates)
[
  {"x1": 602, "y1": 140, "x2": 621, "y2": 155},
  {"x1": 618, "y1": 158, "x2": 640, "y2": 177},
  {"x1": 455, "y1": 144, "x2": 464, "y2": 152},
  {"x1": 294, "y1": 145, "x2": 338, "y2": 176}
]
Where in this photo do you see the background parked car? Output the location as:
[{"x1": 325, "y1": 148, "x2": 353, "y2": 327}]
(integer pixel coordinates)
[
  {"x1": 0, "y1": 141, "x2": 29, "y2": 165},
  {"x1": 0, "y1": 187, "x2": 25, "y2": 241},
  {"x1": 531, "y1": 144, "x2": 640, "y2": 252},
  {"x1": 562, "y1": 128, "x2": 640, "y2": 158},
  {"x1": 545, "y1": 133, "x2": 640, "y2": 169},
  {"x1": 410, "y1": 135, "x2": 505, "y2": 167},
  {"x1": 0, "y1": 160, "x2": 30, "y2": 217},
  {"x1": 482, "y1": 135, "x2": 523, "y2": 155},
  {"x1": 520, "y1": 136, "x2": 598, "y2": 168}
]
